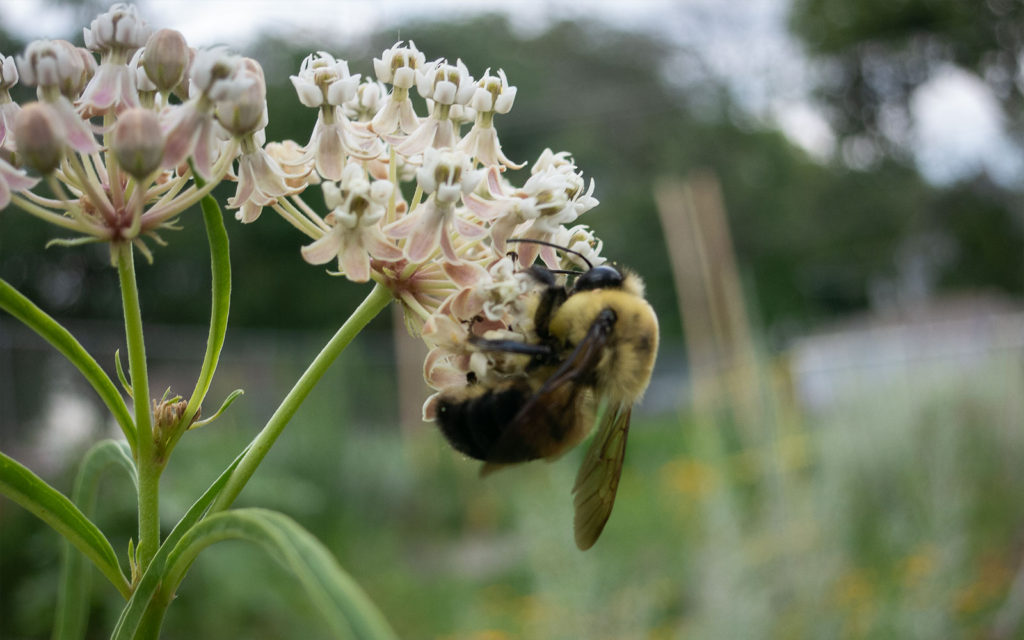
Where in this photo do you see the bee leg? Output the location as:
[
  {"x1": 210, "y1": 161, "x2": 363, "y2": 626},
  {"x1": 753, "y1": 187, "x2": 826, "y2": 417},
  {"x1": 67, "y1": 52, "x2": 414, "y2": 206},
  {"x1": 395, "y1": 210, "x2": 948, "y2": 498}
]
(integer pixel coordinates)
[{"x1": 468, "y1": 335, "x2": 554, "y2": 358}]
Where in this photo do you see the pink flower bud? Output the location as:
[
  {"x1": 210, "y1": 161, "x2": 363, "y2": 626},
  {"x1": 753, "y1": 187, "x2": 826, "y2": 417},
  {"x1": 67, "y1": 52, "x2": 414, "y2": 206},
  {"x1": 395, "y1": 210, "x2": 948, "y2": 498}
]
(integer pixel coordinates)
[
  {"x1": 14, "y1": 102, "x2": 65, "y2": 174},
  {"x1": 142, "y1": 28, "x2": 189, "y2": 93},
  {"x1": 112, "y1": 108, "x2": 163, "y2": 178}
]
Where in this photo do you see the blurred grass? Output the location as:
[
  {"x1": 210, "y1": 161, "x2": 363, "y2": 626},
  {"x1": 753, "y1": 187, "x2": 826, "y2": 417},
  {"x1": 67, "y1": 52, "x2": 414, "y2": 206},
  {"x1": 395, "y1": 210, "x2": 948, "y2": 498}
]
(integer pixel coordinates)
[{"x1": 2, "y1": 336, "x2": 1022, "y2": 638}]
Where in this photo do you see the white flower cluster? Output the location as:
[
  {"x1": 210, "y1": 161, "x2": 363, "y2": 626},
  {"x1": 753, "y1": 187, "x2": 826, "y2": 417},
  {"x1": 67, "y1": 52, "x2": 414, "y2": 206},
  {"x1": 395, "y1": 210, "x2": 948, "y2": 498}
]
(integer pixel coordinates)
[{"x1": 0, "y1": 5, "x2": 610, "y2": 404}]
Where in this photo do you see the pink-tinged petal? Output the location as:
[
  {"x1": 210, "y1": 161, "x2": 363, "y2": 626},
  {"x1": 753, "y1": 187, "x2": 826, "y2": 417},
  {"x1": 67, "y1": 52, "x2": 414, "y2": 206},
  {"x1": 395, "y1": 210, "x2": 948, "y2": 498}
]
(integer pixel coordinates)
[
  {"x1": 406, "y1": 221, "x2": 442, "y2": 262},
  {"x1": 486, "y1": 165, "x2": 508, "y2": 196},
  {"x1": 339, "y1": 121, "x2": 383, "y2": 161},
  {"x1": 161, "y1": 105, "x2": 202, "y2": 169},
  {"x1": 399, "y1": 99, "x2": 419, "y2": 134},
  {"x1": 191, "y1": 120, "x2": 217, "y2": 179},
  {"x1": 370, "y1": 99, "x2": 400, "y2": 135},
  {"x1": 421, "y1": 393, "x2": 441, "y2": 420},
  {"x1": 228, "y1": 156, "x2": 256, "y2": 207},
  {"x1": 315, "y1": 123, "x2": 345, "y2": 181},
  {"x1": 364, "y1": 228, "x2": 404, "y2": 261},
  {"x1": 396, "y1": 118, "x2": 438, "y2": 157},
  {"x1": 383, "y1": 208, "x2": 423, "y2": 239},
  {"x1": 445, "y1": 288, "x2": 479, "y2": 320},
  {"x1": 433, "y1": 119, "x2": 456, "y2": 148},
  {"x1": 452, "y1": 214, "x2": 486, "y2": 239},
  {"x1": 462, "y1": 192, "x2": 506, "y2": 220},
  {"x1": 236, "y1": 199, "x2": 263, "y2": 223},
  {"x1": 443, "y1": 259, "x2": 488, "y2": 288},
  {"x1": 339, "y1": 237, "x2": 372, "y2": 282},
  {"x1": 437, "y1": 221, "x2": 460, "y2": 263},
  {"x1": 300, "y1": 228, "x2": 343, "y2": 265},
  {"x1": 539, "y1": 244, "x2": 560, "y2": 270},
  {"x1": 51, "y1": 98, "x2": 100, "y2": 154}
]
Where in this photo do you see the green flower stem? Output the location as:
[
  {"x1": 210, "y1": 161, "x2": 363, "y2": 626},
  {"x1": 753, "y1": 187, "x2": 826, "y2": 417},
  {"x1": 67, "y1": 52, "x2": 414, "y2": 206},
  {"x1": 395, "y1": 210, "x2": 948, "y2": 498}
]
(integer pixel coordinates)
[
  {"x1": 210, "y1": 283, "x2": 393, "y2": 513},
  {"x1": 116, "y1": 243, "x2": 160, "y2": 572}
]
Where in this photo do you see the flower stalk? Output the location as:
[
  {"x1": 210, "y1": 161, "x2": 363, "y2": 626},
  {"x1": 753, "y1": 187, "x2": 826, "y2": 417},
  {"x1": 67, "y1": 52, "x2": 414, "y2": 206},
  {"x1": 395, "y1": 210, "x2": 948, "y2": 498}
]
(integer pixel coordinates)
[
  {"x1": 116, "y1": 242, "x2": 160, "y2": 573},
  {"x1": 209, "y1": 282, "x2": 393, "y2": 513}
]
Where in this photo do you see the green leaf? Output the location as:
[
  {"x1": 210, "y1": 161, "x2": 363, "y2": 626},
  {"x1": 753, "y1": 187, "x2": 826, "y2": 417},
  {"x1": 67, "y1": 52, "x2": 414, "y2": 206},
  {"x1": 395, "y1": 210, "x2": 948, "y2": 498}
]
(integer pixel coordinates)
[
  {"x1": 181, "y1": 189, "x2": 232, "y2": 429},
  {"x1": 53, "y1": 440, "x2": 136, "y2": 640},
  {"x1": 0, "y1": 279, "x2": 136, "y2": 450},
  {"x1": 162, "y1": 509, "x2": 396, "y2": 640},
  {"x1": 0, "y1": 451, "x2": 130, "y2": 599},
  {"x1": 110, "y1": 445, "x2": 251, "y2": 640}
]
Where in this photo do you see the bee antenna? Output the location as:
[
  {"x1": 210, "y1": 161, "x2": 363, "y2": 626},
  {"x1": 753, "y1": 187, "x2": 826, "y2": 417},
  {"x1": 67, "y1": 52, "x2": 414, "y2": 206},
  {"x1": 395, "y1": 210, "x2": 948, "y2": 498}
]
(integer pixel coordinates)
[
  {"x1": 545, "y1": 269, "x2": 584, "y2": 277},
  {"x1": 506, "y1": 238, "x2": 594, "y2": 270}
]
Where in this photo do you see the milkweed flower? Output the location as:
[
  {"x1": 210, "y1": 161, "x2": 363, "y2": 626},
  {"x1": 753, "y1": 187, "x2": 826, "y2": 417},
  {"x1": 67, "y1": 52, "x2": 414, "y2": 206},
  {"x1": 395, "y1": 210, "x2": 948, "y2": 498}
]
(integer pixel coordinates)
[
  {"x1": 370, "y1": 41, "x2": 424, "y2": 136},
  {"x1": 77, "y1": 2, "x2": 151, "y2": 114},
  {"x1": 290, "y1": 51, "x2": 381, "y2": 181},
  {"x1": 457, "y1": 68, "x2": 523, "y2": 170},
  {"x1": 17, "y1": 39, "x2": 99, "y2": 153},
  {"x1": 0, "y1": 55, "x2": 21, "y2": 151},
  {"x1": 300, "y1": 163, "x2": 401, "y2": 281},
  {"x1": 161, "y1": 47, "x2": 248, "y2": 178},
  {"x1": 396, "y1": 58, "x2": 475, "y2": 157},
  {"x1": 384, "y1": 147, "x2": 485, "y2": 262}
]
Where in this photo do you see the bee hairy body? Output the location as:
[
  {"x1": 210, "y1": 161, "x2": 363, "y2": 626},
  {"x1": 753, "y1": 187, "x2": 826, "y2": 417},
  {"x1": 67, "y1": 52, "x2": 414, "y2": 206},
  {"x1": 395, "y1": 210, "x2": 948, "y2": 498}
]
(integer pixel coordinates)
[{"x1": 434, "y1": 259, "x2": 659, "y2": 549}]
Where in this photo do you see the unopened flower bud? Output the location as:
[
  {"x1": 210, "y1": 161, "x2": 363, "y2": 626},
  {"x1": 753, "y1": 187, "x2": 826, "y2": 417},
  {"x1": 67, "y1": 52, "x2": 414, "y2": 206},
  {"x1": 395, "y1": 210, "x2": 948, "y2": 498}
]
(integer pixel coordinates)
[
  {"x1": 112, "y1": 108, "x2": 163, "y2": 178},
  {"x1": 0, "y1": 55, "x2": 19, "y2": 90},
  {"x1": 142, "y1": 28, "x2": 189, "y2": 92},
  {"x1": 215, "y1": 58, "x2": 266, "y2": 136},
  {"x1": 14, "y1": 102, "x2": 65, "y2": 174},
  {"x1": 83, "y1": 3, "x2": 151, "y2": 54}
]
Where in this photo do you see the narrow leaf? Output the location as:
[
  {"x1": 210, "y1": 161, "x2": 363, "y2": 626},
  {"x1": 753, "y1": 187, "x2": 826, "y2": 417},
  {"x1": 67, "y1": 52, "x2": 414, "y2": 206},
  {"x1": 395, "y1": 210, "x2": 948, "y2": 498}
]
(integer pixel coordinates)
[
  {"x1": 114, "y1": 349, "x2": 132, "y2": 398},
  {"x1": 0, "y1": 279, "x2": 135, "y2": 449},
  {"x1": 162, "y1": 509, "x2": 396, "y2": 640},
  {"x1": 53, "y1": 440, "x2": 136, "y2": 640},
  {"x1": 189, "y1": 389, "x2": 244, "y2": 430},
  {"x1": 181, "y1": 180, "x2": 232, "y2": 428},
  {"x1": 0, "y1": 451, "x2": 130, "y2": 599}
]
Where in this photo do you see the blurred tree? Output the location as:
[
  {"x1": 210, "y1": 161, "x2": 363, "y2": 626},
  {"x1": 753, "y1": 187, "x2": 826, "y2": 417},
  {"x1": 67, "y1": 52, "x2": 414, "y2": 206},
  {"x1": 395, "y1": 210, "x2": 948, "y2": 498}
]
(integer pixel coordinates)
[{"x1": 789, "y1": 0, "x2": 1024, "y2": 158}]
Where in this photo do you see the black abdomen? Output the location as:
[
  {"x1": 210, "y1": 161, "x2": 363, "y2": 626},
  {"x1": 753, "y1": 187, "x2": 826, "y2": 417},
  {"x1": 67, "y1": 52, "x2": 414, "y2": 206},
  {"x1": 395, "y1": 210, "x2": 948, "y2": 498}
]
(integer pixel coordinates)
[{"x1": 436, "y1": 385, "x2": 530, "y2": 461}]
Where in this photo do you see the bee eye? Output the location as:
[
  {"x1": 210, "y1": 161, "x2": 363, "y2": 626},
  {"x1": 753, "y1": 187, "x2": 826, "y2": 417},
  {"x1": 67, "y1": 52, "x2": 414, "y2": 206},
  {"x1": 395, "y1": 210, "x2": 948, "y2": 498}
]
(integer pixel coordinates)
[{"x1": 574, "y1": 265, "x2": 622, "y2": 292}]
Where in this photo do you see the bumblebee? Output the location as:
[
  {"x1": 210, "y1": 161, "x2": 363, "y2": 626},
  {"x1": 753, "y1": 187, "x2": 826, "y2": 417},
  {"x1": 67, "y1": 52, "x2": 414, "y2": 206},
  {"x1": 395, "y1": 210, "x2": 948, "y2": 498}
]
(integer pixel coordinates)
[{"x1": 435, "y1": 241, "x2": 659, "y2": 549}]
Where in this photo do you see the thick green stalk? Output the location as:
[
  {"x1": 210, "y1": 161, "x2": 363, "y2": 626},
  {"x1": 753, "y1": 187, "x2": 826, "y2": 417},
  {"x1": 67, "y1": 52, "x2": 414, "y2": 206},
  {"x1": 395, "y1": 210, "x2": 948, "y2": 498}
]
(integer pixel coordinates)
[
  {"x1": 209, "y1": 283, "x2": 393, "y2": 513},
  {"x1": 116, "y1": 244, "x2": 160, "y2": 572}
]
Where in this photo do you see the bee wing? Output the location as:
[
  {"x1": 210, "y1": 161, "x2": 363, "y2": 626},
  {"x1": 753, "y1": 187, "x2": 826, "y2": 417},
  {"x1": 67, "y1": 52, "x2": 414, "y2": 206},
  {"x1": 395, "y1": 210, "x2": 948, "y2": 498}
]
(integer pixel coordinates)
[
  {"x1": 572, "y1": 402, "x2": 631, "y2": 550},
  {"x1": 479, "y1": 309, "x2": 615, "y2": 465}
]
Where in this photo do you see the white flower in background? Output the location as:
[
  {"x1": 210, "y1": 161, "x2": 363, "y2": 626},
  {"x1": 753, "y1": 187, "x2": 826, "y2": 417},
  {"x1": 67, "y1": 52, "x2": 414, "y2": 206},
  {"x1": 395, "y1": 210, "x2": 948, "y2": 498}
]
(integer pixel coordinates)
[
  {"x1": 397, "y1": 58, "x2": 475, "y2": 157},
  {"x1": 16, "y1": 40, "x2": 99, "y2": 153},
  {"x1": 370, "y1": 41, "x2": 425, "y2": 136},
  {"x1": 385, "y1": 147, "x2": 484, "y2": 262},
  {"x1": 290, "y1": 51, "x2": 381, "y2": 181},
  {"x1": 300, "y1": 163, "x2": 402, "y2": 281},
  {"x1": 341, "y1": 78, "x2": 386, "y2": 123},
  {"x1": 0, "y1": 54, "x2": 22, "y2": 150},
  {"x1": 78, "y1": 2, "x2": 151, "y2": 114},
  {"x1": 458, "y1": 68, "x2": 523, "y2": 169}
]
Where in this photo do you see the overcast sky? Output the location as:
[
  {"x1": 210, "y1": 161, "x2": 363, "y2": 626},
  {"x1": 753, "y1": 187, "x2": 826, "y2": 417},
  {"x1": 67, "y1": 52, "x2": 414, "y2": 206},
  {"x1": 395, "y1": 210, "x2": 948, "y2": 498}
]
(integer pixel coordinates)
[{"x1": 2, "y1": 0, "x2": 1018, "y2": 185}]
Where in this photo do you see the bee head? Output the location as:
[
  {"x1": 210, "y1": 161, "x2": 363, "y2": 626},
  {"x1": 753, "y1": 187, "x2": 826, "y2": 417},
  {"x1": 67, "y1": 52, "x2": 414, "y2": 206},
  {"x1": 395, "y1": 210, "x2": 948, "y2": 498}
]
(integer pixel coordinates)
[{"x1": 572, "y1": 265, "x2": 623, "y2": 292}]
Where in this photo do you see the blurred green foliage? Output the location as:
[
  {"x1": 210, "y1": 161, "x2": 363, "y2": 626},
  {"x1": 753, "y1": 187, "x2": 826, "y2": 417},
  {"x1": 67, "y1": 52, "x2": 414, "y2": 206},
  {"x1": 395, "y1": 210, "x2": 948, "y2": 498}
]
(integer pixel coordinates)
[{"x1": 3, "y1": 336, "x2": 1021, "y2": 638}]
